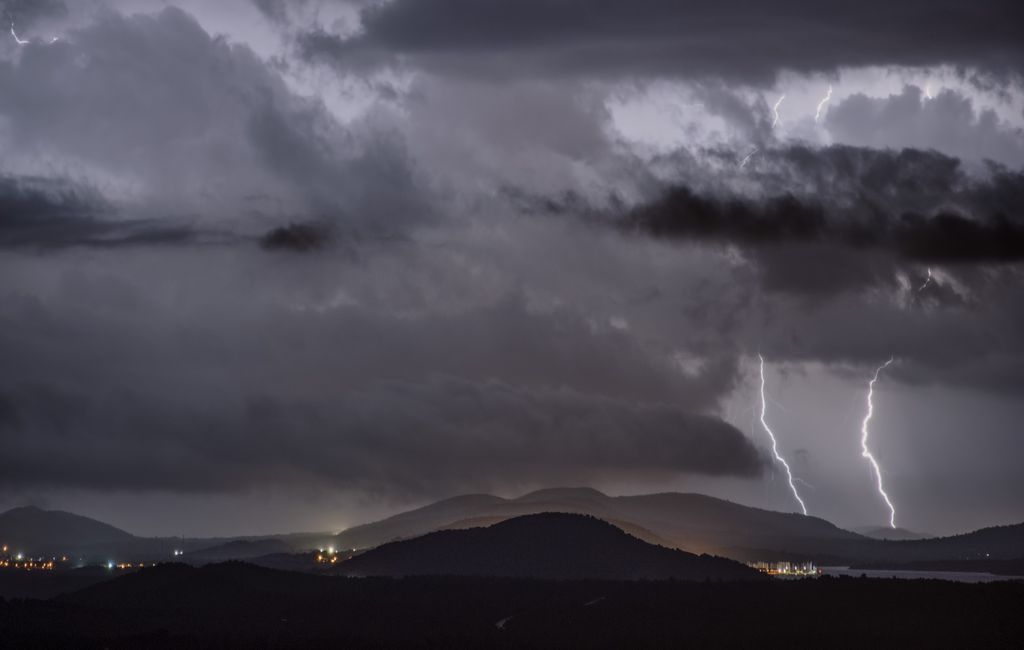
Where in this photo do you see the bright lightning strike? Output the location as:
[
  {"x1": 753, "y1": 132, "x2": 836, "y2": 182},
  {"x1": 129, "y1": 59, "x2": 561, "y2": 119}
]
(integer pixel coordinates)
[
  {"x1": 758, "y1": 354, "x2": 808, "y2": 515},
  {"x1": 771, "y1": 95, "x2": 785, "y2": 128},
  {"x1": 860, "y1": 358, "x2": 898, "y2": 529},
  {"x1": 10, "y1": 23, "x2": 28, "y2": 45},
  {"x1": 814, "y1": 85, "x2": 833, "y2": 122},
  {"x1": 918, "y1": 268, "x2": 933, "y2": 292}
]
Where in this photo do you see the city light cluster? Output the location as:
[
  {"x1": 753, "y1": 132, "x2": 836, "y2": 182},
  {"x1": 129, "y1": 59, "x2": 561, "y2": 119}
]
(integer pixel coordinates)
[
  {"x1": 748, "y1": 561, "x2": 821, "y2": 578},
  {"x1": 0, "y1": 545, "x2": 71, "y2": 571}
]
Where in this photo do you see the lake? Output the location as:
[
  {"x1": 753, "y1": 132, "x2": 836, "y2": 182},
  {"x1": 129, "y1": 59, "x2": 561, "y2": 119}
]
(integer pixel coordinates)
[{"x1": 821, "y1": 567, "x2": 1024, "y2": 583}]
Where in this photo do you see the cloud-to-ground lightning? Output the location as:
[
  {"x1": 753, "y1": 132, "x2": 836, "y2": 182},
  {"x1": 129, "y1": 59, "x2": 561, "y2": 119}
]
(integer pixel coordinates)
[
  {"x1": 10, "y1": 23, "x2": 28, "y2": 45},
  {"x1": 814, "y1": 84, "x2": 833, "y2": 122},
  {"x1": 860, "y1": 358, "x2": 898, "y2": 528},
  {"x1": 758, "y1": 354, "x2": 808, "y2": 515},
  {"x1": 771, "y1": 95, "x2": 785, "y2": 128}
]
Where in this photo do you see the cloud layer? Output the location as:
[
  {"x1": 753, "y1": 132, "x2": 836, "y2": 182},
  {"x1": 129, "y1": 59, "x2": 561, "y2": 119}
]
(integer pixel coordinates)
[
  {"x1": 0, "y1": 1, "x2": 1022, "y2": 533},
  {"x1": 299, "y1": 0, "x2": 1024, "y2": 83}
]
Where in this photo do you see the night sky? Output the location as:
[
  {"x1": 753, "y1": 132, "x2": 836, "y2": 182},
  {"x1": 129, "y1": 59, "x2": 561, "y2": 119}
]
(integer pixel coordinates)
[{"x1": 1, "y1": 0, "x2": 1022, "y2": 537}]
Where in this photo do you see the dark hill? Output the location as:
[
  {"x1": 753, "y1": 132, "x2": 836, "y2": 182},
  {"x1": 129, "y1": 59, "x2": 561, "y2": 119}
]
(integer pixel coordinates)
[
  {"x1": 336, "y1": 512, "x2": 762, "y2": 581},
  {"x1": 334, "y1": 487, "x2": 864, "y2": 557},
  {"x1": 332, "y1": 487, "x2": 1024, "y2": 566},
  {"x1": 185, "y1": 538, "x2": 294, "y2": 562},
  {"x1": 855, "y1": 526, "x2": 932, "y2": 541},
  {"x1": 0, "y1": 506, "x2": 134, "y2": 553},
  {"x1": 333, "y1": 493, "x2": 506, "y2": 550},
  {"x1": 5, "y1": 562, "x2": 1017, "y2": 648}
]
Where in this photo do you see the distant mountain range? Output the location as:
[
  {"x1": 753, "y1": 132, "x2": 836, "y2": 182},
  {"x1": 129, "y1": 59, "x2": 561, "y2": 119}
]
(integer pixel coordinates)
[
  {"x1": 184, "y1": 538, "x2": 295, "y2": 562},
  {"x1": 335, "y1": 487, "x2": 863, "y2": 558},
  {"x1": 335, "y1": 488, "x2": 1024, "y2": 565},
  {"x1": 0, "y1": 506, "x2": 134, "y2": 553},
  {"x1": 0, "y1": 506, "x2": 334, "y2": 562},
  {"x1": 854, "y1": 526, "x2": 933, "y2": 541},
  {"x1": 3, "y1": 490, "x2": 1023, "y2": 569},
  {"x1": 336, "y1": 512, "x2": 762, "y2": 581}
]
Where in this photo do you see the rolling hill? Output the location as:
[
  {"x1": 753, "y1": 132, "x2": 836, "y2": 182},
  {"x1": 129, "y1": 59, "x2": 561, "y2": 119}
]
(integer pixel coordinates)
[
  {"x1": 334, "y1": 487, "x2": 1024, "y2": 565},
  {"x1": 0, "y1": 506, "x2": 134, "y2": 553},
  {"x1": 335, "y1": 512, "x2": 762, "y2": 581},
  {"x1": 335, "y1": 487, "x2": 864, "y2": 557},
  {"x1": 855, "y1": 526, "x2": 932, "y2": 541},
  {"x1": 0, "y1": 506, "x2": 333, "y2": 562}
]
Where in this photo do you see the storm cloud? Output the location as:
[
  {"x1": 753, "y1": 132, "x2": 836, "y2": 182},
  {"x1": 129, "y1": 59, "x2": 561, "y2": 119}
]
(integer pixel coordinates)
[
  {"x1": 298, "y1": 0, "x2": 1024, "y2": 83},
  {"x1": 626, "y1": 148, "x2": 1024, "y2": 267},
  {"x1": 1, "y1": 1, "x2": 1023, "y2": 535}
]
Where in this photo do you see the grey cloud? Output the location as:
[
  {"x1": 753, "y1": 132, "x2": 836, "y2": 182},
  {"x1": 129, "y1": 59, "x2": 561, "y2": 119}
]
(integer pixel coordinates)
[
  {"x1": 0, "y1": 6, "x2": 428, "y2": 233},
  {"x1": 621, "y1": 145, "x2": 1024, "y2": 294},
  {"x1": 825, "y1": 85, "x2": 1024, "y2": 168},
  {"x1": 298, "y1": 0, "x2": 1024, "y2": 83},
  {"x1": 0, "y1": 244, "x2": 755, "y2": 496},
  {"x1": 0, "y1": 376, "x2": 764, "y2": 494},
  {"x1": 0, "y1": 0, "x2": 66, "y2": 25},
  {"x1": 0, "y1": 173, "x2": 214, "y2": 248}
]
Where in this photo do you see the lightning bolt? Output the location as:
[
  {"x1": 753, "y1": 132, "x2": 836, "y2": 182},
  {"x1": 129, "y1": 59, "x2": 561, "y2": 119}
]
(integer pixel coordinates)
[
  {"x1": 758, "y1": 354, "x2": 808, "y2": 515},
  {"x1": 814, "y1": 85, "x2": 833, "y2": 122},
  {"x1": 860, "y1": 358, "x2": 898, "y2": 528},
  {"x1": 771, "y1": 95, "x2": 785, "y2": 128},
  {"x1": 10, "y1": 22, "x2": 28, "y2": 45},
  {"x1": 740, "y1": 148, "x2": 758, "y2": 169},
  {"x1": 923, "y1": 82, "x2": 934, "y2": 100},
  {"x1": 918, "y1": 268, "x2": 933, "y2": 292}
]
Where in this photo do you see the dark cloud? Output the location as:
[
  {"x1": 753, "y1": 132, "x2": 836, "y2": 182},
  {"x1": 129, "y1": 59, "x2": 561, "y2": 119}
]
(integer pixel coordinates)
[
  {"x1": 621, "y1": 145, "x2": 1024, "y2": 294},
  {"x1": 626, "y1": 180, "x2": 1024, "y2": 263},
  {"x1": 0, "y1": 376, "x2": 764, "y2": 494},
  {"x1": 0, "y1": 174, "x2": 228, "y2": 249},
  {"x1": 298, "y1": 0, "x2": 1024, "y2": 83},
  {"x1": 0, "y1": 251, "x2": 762, "y2": 496},
  {"x1": 260, "y1": 221, "x2": 331, "y2": 252},
  {"x1": 1, "y1": 1, "x2": 1022, "y2": 534}
]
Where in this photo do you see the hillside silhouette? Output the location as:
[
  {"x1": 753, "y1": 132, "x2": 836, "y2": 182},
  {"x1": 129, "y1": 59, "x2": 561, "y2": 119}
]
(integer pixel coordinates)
[
  {"x1": 334, "y1": 488, "x2": 1024, "y2": 565},
  {"x1": 4, "y1": 493, "x2": 1024, "y2": 568},
  {"x1": 335, "y1": 487, "x2": 863, "y2": 556},
  {"x1": 335, "y1": 512, "x2": 762, "y2": 580},
  {"x1": 0, "y1": 562, "x2": 1020, "y2": 647},
  {"x1": 0, "y1": 506, "x2": 133, "y2": 553},
  {"x1": 186, "y1": 538, "x2": 294, "y2": 562}
]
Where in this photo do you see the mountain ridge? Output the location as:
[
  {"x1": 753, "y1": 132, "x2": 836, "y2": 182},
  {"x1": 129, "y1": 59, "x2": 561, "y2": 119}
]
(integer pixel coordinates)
[{"x1": 336, "y1": 512, "x2": 764, "y2": 581}]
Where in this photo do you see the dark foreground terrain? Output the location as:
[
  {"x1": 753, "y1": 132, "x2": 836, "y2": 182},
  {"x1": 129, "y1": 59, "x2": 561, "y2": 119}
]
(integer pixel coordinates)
[{"x1": 1, "y1": 562, "x2": 1022, "y2": 649}]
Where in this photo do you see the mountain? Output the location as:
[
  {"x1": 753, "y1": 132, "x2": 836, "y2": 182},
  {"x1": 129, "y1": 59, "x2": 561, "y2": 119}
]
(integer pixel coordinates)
[
  {"x1": 335, "y1": 512, "x2": 763, "y2": 581},
  {"x1": 335, "y1": 487, "x2": 864, "y2": 557},
  {"x1": 862, "y1": 523, "x2": 1024, "y2": 563},
  {"x1": 855, "y1": 526, "x2": 932, "y2": 541},
  {"x1": 333, "y1": 494, "x2": 506, "y2": 550},
  {"x1": 0, "y1": 506, "x2": 134, "y2": 553},
  {"x1": 185, "y1": 538, "x2": 295, "y2": 562},
  {"x1": 333, "y1": 488, "x2": 1024, "y2": 566},
  {"x1": 0, "y1": 505, "x2": 338, "y2": 562}
]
